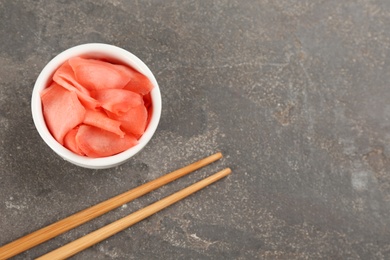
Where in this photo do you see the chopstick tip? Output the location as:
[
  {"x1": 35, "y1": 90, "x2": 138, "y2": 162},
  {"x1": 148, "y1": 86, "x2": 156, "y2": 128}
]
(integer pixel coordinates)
[{"x1": 220, "y1": 167, "x2": 232, "y2": 176}]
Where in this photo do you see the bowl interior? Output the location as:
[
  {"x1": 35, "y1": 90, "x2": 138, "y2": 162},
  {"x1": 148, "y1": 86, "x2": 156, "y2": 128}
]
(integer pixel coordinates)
[{"x1": 31, "y1": 43, "x2": 161, "y2": 169}]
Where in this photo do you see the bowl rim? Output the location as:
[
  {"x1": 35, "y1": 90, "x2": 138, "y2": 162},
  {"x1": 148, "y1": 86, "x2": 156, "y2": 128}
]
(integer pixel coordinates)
[{"x1": 31, "y1": 43, "x2": 161, "y2": 169}]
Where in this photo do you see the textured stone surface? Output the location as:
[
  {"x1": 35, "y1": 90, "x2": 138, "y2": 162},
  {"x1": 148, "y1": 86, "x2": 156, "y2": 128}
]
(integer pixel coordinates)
[{"x1": 1, "y1": 0, "x2": 390, "y2": 259}]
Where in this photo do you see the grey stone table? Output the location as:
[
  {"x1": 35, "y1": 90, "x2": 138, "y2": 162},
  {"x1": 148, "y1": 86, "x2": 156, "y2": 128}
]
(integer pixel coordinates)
[{"x1": 1, "y1": 0, "x2": 390, "y2": 259}]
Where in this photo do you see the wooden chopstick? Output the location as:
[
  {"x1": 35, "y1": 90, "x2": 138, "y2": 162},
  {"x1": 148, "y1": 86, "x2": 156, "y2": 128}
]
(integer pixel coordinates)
[
  {"x1": 36, "y1": 168, "x2": 231, "y2": 260},
  {"x1": 0, "y1": 152, "x2": 223, "y2": 260}
]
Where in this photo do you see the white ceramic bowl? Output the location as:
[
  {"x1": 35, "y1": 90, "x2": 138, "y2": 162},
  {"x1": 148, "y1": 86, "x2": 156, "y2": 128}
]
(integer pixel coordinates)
[{"x1": 31, "y1": 43, "x2": 161, "y2": 169}]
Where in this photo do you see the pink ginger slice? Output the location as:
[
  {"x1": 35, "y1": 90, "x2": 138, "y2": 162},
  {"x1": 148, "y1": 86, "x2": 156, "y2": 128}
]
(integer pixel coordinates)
[
  {"x1": 41, "y1": 83, "x2": 86, "y2": 145},
  {"x1": 108, "y1": 104, "x2": 148, "y2": 137},
  {"x1": 76, "y1": 125, "x2": 138, "y2": 158},
  {"x1": 69, "y1": 57, "x2": 133, "y2": 90},
  {"x1": 92, "y1": 89, "x2": 143, "y2": 115},
  {"x1": 53, "y1": 61, "x2": 99, "y2": 109},
  {"x1": 122, "y1": 67, "x2": 154, "y2": 95},
  {"x1": 63, "y1": 127, "x2": 85, "y2": 156},
  {"x1": 83, "y1": 109, "x2": 125, "y2": 137}
]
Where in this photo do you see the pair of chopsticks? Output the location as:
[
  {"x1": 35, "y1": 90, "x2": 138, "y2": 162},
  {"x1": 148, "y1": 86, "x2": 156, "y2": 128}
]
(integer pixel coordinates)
[{"x1": 0, "y1": 152, "x2": 230, "y2": 260}]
